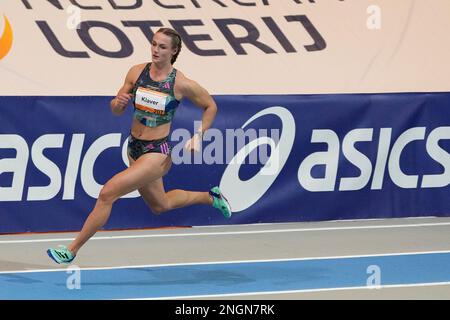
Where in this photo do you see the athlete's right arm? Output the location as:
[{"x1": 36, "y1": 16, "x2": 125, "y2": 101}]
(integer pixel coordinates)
[{"x1": 110, "y1": 66, "x2": 138, "y2": 116}]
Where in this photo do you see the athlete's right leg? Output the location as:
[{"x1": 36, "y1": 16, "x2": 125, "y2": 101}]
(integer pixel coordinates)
[{"x1": 66, "y1": 153, "x2": 171, "y2": 256}]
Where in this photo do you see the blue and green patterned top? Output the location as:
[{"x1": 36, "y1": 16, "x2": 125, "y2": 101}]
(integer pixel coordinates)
[{"x1": 132, "y1": 63, "x2": 180, "y2": 127}]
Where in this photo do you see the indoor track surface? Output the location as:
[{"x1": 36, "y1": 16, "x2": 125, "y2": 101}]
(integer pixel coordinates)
[{"x1": 1, "y1": 217, "x2": 450, "y2": 300}]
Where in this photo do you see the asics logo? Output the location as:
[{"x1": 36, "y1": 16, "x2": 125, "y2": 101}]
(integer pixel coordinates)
[
  {"x1": 220, "y1": 107, "x2": 450, "y2": 213},
  {"x1": 220, "y1": 106, "x2": 296, "y2": 212}
]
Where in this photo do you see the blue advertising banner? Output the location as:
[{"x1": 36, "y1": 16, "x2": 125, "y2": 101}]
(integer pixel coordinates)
[{"x1": 0, "y1": 93, "x2": 449, "y2": 233}]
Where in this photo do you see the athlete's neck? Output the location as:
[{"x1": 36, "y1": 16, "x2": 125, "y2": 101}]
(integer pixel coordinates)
[{"x1": 150, "y1": 62, "x2": 173, "y2": 81}]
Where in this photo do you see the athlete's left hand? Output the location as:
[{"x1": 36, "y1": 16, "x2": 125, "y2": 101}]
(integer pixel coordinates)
[{"x1": 184, "y1": 133, "x2": 201, "y2": 153}]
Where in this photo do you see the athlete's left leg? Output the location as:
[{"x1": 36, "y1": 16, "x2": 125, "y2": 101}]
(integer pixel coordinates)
[
  {"x1": 138, "y1": 177, "x2": 213, "y2": 214},
  {"x1": 128, "y1": 155, "x2": 213, "y2": 214}
]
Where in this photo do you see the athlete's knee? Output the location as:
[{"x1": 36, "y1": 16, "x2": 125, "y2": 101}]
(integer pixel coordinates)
[
  {"x1": 150, "y1": 202, "x2": 171, "y2": 215},
  {"x1": 98, "y1": 183, "x2": 120, "y2": 204}
]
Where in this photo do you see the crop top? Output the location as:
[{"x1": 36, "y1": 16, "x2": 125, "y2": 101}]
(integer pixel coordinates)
[{"x1": 132, "y1": 63, "x2": 180, "y2": 127}]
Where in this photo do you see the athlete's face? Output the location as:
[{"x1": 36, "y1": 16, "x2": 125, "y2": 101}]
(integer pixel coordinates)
[{"x1": 151, "y1": 32, "x2": 177, "y2": 64}]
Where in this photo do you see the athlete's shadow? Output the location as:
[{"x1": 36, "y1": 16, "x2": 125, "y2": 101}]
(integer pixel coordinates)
[
  {"x1": 76, "y1": 266, "x2": 331, "y2": 288},
  {"x1": 79, "y1": 268, "x2": 255, "y2": 288}
]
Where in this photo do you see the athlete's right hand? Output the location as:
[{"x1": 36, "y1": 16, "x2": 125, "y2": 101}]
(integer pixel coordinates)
[{"x1": 114, "y1": 93, "x2": 133, "y2": 109}]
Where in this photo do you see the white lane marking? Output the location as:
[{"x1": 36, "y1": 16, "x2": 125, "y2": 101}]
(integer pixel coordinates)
[
  {"x1": 1, "y1": 221, "x2": 450, "y2": 244},
  {"x1": 194, "y1": 216, "x2": 444, "y2": 228},
  {"x1": 1, "y1": 249, "x2": 450, "y2": 274},
  {"x1": 132, "y1": 281, "x2": 450, "y2": 300}
]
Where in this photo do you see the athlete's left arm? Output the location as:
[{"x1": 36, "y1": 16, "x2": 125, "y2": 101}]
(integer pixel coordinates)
[
  {"x1": 177, "y1": 76, "x2": 217, "y2": 152},
  {"x1": 180, "y1": 77, "x2": 218, "y2": 136}
]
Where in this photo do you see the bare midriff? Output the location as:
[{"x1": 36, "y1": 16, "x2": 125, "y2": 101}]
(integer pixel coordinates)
[{"x1": 130, "y1": 118, "x2": 171, "y2": 140}]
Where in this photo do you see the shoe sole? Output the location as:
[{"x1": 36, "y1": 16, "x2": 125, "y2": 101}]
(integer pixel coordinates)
[{"x1": 220, "y1": 193, "x2": 232, "y2": 218}]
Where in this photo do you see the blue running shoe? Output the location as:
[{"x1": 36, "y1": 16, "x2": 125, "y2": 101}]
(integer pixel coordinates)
[
  {"x1": 47, "y1": 245, "x2": 75, "y2": 264},
  {"x1": 209, "y1": 186, "x2": 232, "y2": 219}
]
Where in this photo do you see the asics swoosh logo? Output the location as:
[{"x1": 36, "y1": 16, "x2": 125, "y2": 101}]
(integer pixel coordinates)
[
  {"x1": 220, "y1": 106, "x2": 296, "y2": 212},
  {"x1": 0, "y1": 15, "x2": 13, "y2": 60}
]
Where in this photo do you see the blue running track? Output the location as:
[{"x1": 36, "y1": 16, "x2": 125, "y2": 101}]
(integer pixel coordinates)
[{"x1": 1, "y1": 252, "x2": 449, "y2": 299}]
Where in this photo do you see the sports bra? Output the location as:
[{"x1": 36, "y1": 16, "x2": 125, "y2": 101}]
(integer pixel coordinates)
[{"x1": 132, "y1": 63, "x2": 180, "y2": 127}]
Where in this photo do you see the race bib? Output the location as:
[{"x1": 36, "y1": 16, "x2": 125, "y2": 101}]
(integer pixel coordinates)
[{"x1": 135, "y1": 87, "x2": 167, "y2": 115}]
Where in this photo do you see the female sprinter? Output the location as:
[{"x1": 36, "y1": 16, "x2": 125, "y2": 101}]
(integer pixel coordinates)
[{"x1": 47, "y1": 28, "x2": 232, "y2": 264}]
